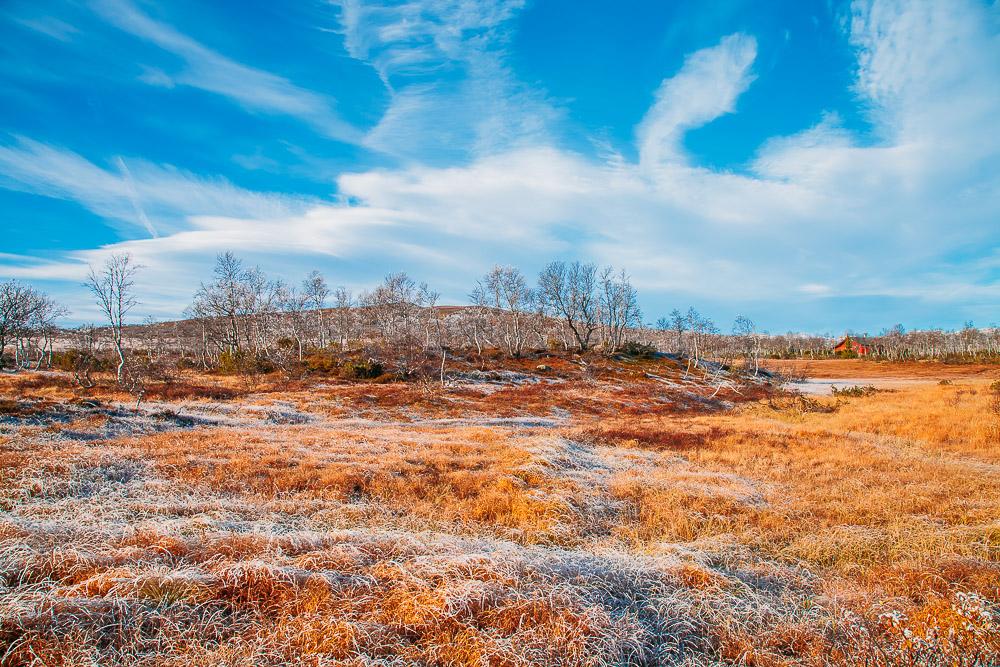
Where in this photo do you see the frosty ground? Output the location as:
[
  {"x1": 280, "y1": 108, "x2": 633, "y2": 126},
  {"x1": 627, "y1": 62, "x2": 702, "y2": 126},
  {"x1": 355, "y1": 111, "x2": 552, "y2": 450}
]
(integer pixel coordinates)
[{"x1": 1, "y1": 355, "x2": 998, "y2": 665}]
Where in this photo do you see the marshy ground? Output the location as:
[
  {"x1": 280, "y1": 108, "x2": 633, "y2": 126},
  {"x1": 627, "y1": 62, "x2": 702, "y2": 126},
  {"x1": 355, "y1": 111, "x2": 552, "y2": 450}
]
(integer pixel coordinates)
[{"x1": 1, "y1": 356, "x2": 998, "y2": 666}]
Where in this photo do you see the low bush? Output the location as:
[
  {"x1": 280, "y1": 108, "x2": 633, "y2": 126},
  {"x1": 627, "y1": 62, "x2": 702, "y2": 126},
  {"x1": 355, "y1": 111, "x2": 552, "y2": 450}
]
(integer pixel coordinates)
[
  {"x1": 618, "y1": 341, "x2": 657, "y2": 359},
  {"x1": 832, "y1": 384, "x2": 879, "y2": 398},
  {"x1": 175, "y1": 356, "x2": 203, "y2": 371},
  {"x1": 303, "y1": 350, "x2": 339, "y2": 374},
  {"x1": 50, "y1": 349, "x2": 115, "y2": 373},
  {"x1": 216, "y1": 349, "x2": 275, "y2": 376},
  {"x1": 339, "y1": 358, "x2": 384, "y2": 380}
]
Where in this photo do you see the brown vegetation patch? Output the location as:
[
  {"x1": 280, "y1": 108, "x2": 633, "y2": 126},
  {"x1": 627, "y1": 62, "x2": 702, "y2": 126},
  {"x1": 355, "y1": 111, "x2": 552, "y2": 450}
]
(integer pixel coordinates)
[{"x1": 580, "y1": 420, "x2": 731, "y2": 452}]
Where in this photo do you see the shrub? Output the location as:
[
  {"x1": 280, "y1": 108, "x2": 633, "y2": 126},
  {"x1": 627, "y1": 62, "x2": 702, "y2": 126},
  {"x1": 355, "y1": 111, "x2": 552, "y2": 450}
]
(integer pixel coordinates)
[
  {"x1": 175, "y1": 356, "x2": 202, "y2": 371},
  {"x1": 339, "y1": 358, "x2": 384, "y2": 380},
  {"x1": 216, "y1": 349, "x2": 274, "y2": 376},
  {"x1": 276, "y1": 337, "x2": 297, "y2": 350},
  {"x1": 303, "y1": 350, "x2": 339, "y2": 374},
  {"x1": 50, "y1": 348, "x2": 115, "y2": 388},
  {"x1": 832, "y1": 384, "x2": 879, "y2": 398},
  {"x1": 618, "y1": 341, "x2": 657, "y2": 359},
  {"x1": 216, "y1": 349, "x2": 241, "y2": 374},
  {"x1": 50, "y1": 349, "x2": 114, "y2": 373}
]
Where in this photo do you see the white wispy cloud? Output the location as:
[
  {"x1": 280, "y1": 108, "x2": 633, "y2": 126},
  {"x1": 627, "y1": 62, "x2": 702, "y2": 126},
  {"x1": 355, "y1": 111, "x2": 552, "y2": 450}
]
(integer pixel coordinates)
[
  {"x1": 752, "y1": 0, "x2": 1000, "y2": 251},
  {"x1": 337, "y1": 0, "x2": 559, "y2": 160},
  {"x1": 338, "y1": 0, "x2": 525, "y2": 83},
  {"x1": 637, "y1": 33, "x2": 757, "y2": 169},
  {"x1": 851, "y1": 0, "x2": 1000, "y2": 150},
  {"x1": 90, "y1": 0, "x2": 362, "y2": 144},
  {"x1": 2, "y1": 0, "x2": 998, "y2": 329},
  {"x1": 0, "y1": 137, "x2": 308, "y2": 236},
  {"x1": 12, "y1": 15, "x2": 78, "y2": 41}
]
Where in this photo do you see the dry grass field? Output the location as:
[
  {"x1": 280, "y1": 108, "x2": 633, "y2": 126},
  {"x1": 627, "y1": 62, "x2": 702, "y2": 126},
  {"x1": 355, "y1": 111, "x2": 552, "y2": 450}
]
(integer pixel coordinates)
[
  {"x1": 1, "y1": 357, "x2": 998, "y2": 666},
  {"x1": 763, "y1": 358, "x2": 1000, "y2": 380}
]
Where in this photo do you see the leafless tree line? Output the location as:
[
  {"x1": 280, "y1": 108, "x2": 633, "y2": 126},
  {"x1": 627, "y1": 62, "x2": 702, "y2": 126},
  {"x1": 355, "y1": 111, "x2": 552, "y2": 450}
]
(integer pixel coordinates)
[
  {"x1": 3, "y1": 252, "x2": 999, "y2": 387},
  {"x1": 648, "y1": 316, "x2": 1000, "y2": 366},
  {"x1": 857, "y1": 323, "x2": 1000, "y2": 361},
  {"x1": 178, "y1": 255, "x2": 642, "y2": 375}
]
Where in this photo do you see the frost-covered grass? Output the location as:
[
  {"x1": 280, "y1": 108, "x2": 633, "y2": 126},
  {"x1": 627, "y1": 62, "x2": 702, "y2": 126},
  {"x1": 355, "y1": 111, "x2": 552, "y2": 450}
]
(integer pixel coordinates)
[{"x1": 0, "y1": 362, "x2": 998, "y2": 665}]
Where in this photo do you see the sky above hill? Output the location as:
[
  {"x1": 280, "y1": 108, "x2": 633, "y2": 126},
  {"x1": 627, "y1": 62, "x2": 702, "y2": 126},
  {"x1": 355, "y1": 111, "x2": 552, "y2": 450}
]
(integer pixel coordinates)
[{"x1": 1, "y1": 0, "x2": 998, "y2": 333}]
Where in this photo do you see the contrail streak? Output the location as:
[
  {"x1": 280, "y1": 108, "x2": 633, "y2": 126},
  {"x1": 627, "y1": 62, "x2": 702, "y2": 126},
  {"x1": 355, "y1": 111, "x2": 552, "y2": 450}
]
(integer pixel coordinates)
[{"x1": 115, "y1": 156, "x2": 158, "y2": 238}]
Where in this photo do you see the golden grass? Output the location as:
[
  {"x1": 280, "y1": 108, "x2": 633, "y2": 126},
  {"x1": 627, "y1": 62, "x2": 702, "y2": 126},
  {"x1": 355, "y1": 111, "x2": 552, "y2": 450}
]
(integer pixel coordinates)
[
  {"x1": 765, "y1": 358, "x2": 1000, "y2": 379},
  {"x1": 1, "y1": 361, "x2": 998, "y2": 665},
  {"x1": 791, "y1": 381, "x2": 999, "y2": 460},
  {"x1": 122, "y1": 425, "x2": 584, "y2": 544}
]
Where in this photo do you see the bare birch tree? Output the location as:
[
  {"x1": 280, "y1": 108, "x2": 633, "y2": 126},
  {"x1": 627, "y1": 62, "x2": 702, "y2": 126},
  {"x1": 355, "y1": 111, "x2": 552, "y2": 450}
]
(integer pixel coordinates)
[
  {"x1": 23, "y1": 294, "x2": 65, "y2": 370},
  {"x1": 302, "y1": 270, "x2": 330, "y2": 348},
  {"x1": 0, "y1": 281, "x2": 64, "y2": 370},
  {"x1": 360, "y1": 272, "x2": 428, "y2": 374},
  {"x1": 684, "y1": 308, "x2": 716, "y2": 371},
  {"x1": 333, "y1": 287, "x2": 354, "y2": 350},
  {"x1": 474, "y1": 265, "x2": 533, "y2": 357},
  {"x1": 538, "y1": 261, "x2": 599, "y2": 352},
  {"x1": 669, "y1": 309, "x2": 686, "y2": 354},
  {"x1": 598, "y1": 267, "x2": 641, "y2": 353},
  {"x1": 86, "y1": 253, "x2": 141, "y2": 384},
  {"x1": 190, "y1": 253, "x2": 279, "y2": 358},
  {"x1": 190, "y1": 252, "x2": 249, "y2": 355},
  {"x1": 1, "y1": 281, "x2": 41, "y2": 369},
  {"x1": 732, "y1": 315, "x2": 761, "y2": 376},
  {"x1": 276, "y1": 282, "x2": 309, "y2": 362}
]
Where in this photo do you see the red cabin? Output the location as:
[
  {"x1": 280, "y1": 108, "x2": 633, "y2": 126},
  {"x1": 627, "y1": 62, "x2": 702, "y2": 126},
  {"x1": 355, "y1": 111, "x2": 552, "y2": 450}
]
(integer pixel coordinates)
[{"x1": 833, "y1": 335, "x2": 872, "y2": 356}]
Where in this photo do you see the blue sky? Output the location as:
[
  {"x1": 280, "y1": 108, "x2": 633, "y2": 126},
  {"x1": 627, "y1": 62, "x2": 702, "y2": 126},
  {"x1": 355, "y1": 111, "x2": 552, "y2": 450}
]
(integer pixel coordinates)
[{"x1": 1, "y1": 0, "x2": 998, "y2": 333}]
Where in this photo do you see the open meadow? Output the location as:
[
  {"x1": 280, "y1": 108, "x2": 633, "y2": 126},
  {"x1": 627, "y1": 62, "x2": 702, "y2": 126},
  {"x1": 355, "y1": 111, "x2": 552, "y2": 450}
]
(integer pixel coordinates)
[
  {"x1": 4, "y1": 0, "x2": 1000, "y2": 663},
  {"x1": 1, "y1": 356, "x2": 998, "y2": 666}
]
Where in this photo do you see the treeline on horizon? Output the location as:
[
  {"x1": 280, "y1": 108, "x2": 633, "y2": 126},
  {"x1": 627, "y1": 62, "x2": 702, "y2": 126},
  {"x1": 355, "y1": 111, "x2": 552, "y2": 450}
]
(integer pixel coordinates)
[{"x1": 2, "y1": 252, "x2": 999, "y2": 389}]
